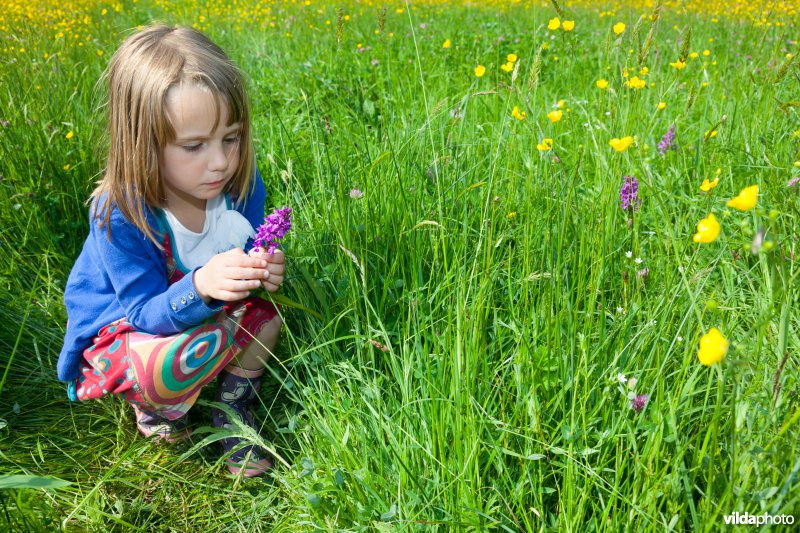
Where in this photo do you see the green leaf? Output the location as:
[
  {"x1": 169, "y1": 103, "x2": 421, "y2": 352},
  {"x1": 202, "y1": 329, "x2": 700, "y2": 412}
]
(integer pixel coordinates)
[
  {"x1": 306, "y1": 493, "x2": 321, "y2": 508},
  {"x1": 260, "y1": 291, "x2": 323, "y2": 320},
  {"x1": 0, "y1": 475, "x2": 72, "y2": 490},
  {"x1": 333, "y1": 468, "x2": 345, "y2": 486},
  {"x1": 362, "y1": 99, "x2": 375, "y2": 118},
  {"x1": 380, "y1": 503, "x2": 397, "y2": 521}
]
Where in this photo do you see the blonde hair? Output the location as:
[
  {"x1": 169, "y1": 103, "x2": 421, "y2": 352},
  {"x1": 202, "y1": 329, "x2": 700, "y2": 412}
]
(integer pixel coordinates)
[{"x1": 91, "y1": 24, "x2": 254, "y2": 245}]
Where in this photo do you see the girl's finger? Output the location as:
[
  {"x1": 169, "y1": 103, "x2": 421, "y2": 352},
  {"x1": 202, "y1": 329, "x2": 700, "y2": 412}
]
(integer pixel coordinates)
[
  {"x1": 224, "y1": 279, "x2": 262, "y2": 292},
  {"x1": 262, "y1": 281, "x2": 281, "y2": 292},
  {"x1": 230, "y1": 254, "x2": 267, "y2": 268},
  {"x1": 266, "y1": 250, "x2": 285, "y2": 264},
  {"x1": 266, "y1": 263, "x2": 284, "y2": 275},
  {"x1": 228, "y1": 266, "x2": 268, "y2": 280},
  {"x1": 218, "y1": 290, "x2": 250, "y2": 301}
]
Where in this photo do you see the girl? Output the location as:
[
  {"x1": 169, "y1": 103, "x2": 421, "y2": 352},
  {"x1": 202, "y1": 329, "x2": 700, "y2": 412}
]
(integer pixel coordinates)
[{"x1": 57, "y1": 24, "x2": 284, "y2": 477}]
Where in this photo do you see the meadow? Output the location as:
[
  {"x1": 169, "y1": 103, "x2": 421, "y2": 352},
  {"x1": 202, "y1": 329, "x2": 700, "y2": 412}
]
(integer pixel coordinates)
[{"x1": 1, "y1": 0, "x2": 799, "y2": 530}]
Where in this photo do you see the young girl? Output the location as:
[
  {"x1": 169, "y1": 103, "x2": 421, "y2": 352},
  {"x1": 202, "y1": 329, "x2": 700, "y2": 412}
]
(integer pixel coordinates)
[{"x1": 57, "y1": 24, "x2": 284, "y2": 477}]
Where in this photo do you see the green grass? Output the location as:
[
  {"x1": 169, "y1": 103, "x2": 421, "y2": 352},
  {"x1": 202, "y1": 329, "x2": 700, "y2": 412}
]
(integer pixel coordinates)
[{"x1": 1, "y1": 0, "x2": 799, "y2": 530}]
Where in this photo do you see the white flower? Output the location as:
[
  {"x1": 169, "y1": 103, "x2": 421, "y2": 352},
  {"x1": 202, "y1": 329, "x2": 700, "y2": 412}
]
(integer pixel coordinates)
[
  {"x1": 635, "y1": 257, "x2": 643, "y2": 264},
  {"x1": 625, "y1": 250, "x2": 633, "y2": 258},
  {"x1": 627, "y1": 377, "x2": 638, "y2": 389},
  {"x1": 677, "y1": 336, "x2": 683, "y2": 342},
  {"x1": 617, "y1": 373, "x2": 627, "y2": 383},
  {"x1": 616, "y1": 306, "x2": 623, "y2": 313}
]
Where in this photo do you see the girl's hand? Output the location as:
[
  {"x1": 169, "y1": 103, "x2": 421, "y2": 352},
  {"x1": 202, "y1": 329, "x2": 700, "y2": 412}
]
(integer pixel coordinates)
[
  {"x1": 249, "y1": 248, "x2": 285, "y2": 292},
  {"x1": 194, "y1": 248, "x2": 271, "y2": 303}
]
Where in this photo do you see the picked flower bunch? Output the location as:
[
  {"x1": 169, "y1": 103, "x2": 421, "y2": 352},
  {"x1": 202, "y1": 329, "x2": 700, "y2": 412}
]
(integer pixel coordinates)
[{"x1": 250, "y1": 206, "x2": 292, "y2": 256}]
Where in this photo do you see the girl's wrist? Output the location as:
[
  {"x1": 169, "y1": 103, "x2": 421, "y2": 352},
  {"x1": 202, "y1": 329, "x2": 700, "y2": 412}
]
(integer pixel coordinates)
[{"x1": 193, "y1": 267, "x2": 212, "y2": 304}]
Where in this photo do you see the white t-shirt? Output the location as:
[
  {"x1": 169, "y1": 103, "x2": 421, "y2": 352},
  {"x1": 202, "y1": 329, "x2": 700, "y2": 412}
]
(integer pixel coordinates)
[{"x1": 162, "y1": 194, "x2": 256, "y2": 271}]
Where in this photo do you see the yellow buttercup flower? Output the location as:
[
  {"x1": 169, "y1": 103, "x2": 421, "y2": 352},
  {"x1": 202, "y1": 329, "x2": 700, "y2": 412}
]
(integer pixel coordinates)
[
  {"x1": 726, "y1": 185, "x2": 758, "y2": 211},
  {"x1": 657, "y1": 101, "x2": 666, "y2": 110},
  {"x1": 511, "y1": 106, "x2": 526, "y2": 120},
  {"x1": 670, "y1": 60, "x2": 687, "y2": 69},
  {"x1": 65, "y1": 131, "x2": 74, "y2": 139},
  {"x1": 613, "y1": 22, "x2": 626, "y2": 35},
  {"x1": 704, "y1": 129, "x2": 717, "y2": 139},
  {"x1": 697, "y1": 327, "x2": 729, "y2": 366},
  {"x1": 507, "y1": 53, "x2": 517, "y2": 63},
  {"x1": 596, "y1": 79, "x2": 609, "y2": 89},
  {"x1": 442, "y1": 39, "x2": 451, "y2": 49},
  {"x1": 556, "y1": 99, "x2": 565, "y2": 108},
  {"x1": 609, "y1": 136, "x2": 633, "y2": 152},
  {"x1": 474, "y1": 65, "x2": 486, "y2": 77},
  {"x1": 537, "y1": 138, "x2": 553, "y2": 151},
  {"x1": 562, "y1": 20, "x2": 575, "y2": 31},
  {"x1": 700, "y1": 177, "x2": 720, "y2": 192},
  {"x1": 693, "y1": 213, "x2": 721, "y2": 243},
  {"x1": 501, "y1": 62, "x2": 514, "y2": 72},
  {"x1": 548, "y1": 17, "x2": 561, "y2": 30},
  {"x1": 625, "y1": 76, "x2": 646, "y2": 89},
  {"x1": 547, "y1": 110, "x2": 563, "y2": 123}
]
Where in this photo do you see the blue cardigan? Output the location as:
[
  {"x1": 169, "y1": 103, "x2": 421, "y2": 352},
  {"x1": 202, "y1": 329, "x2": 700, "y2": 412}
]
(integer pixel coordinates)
[{"x1": 57, "y1": 168, "x2": 266, "y2": 382}]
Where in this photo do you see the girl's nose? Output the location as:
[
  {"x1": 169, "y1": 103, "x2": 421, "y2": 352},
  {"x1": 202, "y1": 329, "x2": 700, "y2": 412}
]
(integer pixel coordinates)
[{"x1": 208, "y1": 143, "x2": 228, "y2": 172}]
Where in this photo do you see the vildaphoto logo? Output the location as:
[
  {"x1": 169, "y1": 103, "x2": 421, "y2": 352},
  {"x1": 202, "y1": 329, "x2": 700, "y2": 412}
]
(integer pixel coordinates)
[{"x1": 723, "y1": 512, "x2": 795, "y2": 526}]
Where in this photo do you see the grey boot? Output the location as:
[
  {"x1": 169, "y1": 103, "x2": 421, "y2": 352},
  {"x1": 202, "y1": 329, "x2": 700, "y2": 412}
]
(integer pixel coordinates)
[{"x1": 211, "y1": 367, "x2": 273, "y2": 476}]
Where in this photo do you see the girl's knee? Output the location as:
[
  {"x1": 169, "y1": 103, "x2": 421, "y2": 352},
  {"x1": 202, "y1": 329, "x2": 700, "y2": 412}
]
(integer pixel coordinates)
[{"x1": 257, "y1": 314, "x2": 282, "y2": 343}]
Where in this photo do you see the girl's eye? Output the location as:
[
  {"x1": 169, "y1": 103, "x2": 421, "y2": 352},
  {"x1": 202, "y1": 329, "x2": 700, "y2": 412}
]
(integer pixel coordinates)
[
  {"x1": 224, "y1": 136, "x2": 240, "y2": 144},
  {"x1": 182, "y1": 144, "x2": 201, "y2": 152}
]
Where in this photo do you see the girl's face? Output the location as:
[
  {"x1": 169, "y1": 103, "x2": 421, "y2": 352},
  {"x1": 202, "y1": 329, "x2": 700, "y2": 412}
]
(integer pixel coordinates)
[{"x1": 160, "y1": 83, "x2": 241, "y2": 211}]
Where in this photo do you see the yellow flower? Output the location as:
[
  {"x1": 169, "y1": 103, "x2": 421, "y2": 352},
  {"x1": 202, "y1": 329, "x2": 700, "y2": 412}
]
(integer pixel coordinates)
[
  {"x1": 63, "y1": 164, "x2": 70, "y2": 171},
  {"x1": 537, "y1": 138, "x2": 553, "y2": 151},
  {"x1": 700, "y1": 177, "x2": 720, "y2": 192},
  {"x1": 703, "y1": 49, "x2": 710, "y2": 56},
  {"x1": 596, "y1": 79, "x2": 609, "y2": 89},
  {"x1": 625, "y1": 76, "x2": 646, "y2": 89},
  {"x1": 501, "y1": 62, "x2": 514, "y2": 72},
  {"x1": 639, "y1": 66, "x2": 649, "y2": 76},
  {"x1": 547, "y1": 110, "x2": 563, "y2": 123},
  {"x1": 548, "y1": 17, "x2": 561, "y2": 30},
  {"x1": 697, "y1": 327, "x2": 729, "y2": 366},
  {"x1": 511, "y1": 106, "x2": 526, "y2": 121},
  {"x1": 689, "y1": 52, "x2": 699, "y2": 59},
  {"x1": 474, "y1": 65, "x2": 486, "y2": 77},
  {"x1": 562, "y1": 20, "x2": 575, "y2": 31},
  {"x1": 507, "y1": 53, "x2": 517, "y2": 63},
  {"x1": 726, "y1": 185, "x2": 759, "y2": 211},
  {"x1": 442, "y1": 39, "x2": 451, "y2": 49},
  {"x1": 613, "y1": 22, "x2": 626, "y2": 35},
  {"x1": 704, "y1": 130, "x2": 717, "y2": 140},
  {"x1": 507, "y1": 212, "x2": 517, "y2": 219},
  {"x1": 657, "y1": 101, "x2": 666, "y2": 110},
  {"x1": 670, "y1": 60, "x2": 687, "y2": 69},
  {"x1": 65, "y1": 131, "x2": 74, "y2": 139},
  {"x1": 556, "y1": 99, "x2": 565, "y2": 108},
  {"x1": 609, "y1": 136, "x2": 633, "y2": 152},
  {"x1": 693, "y1": 213, "x2": 721, "y2": 243}
]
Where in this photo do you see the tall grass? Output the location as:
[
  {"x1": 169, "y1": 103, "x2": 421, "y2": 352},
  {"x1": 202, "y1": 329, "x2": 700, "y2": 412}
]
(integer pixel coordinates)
[{"x1": 1, "y1": 0, "x2": 798, "y2": 530}]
